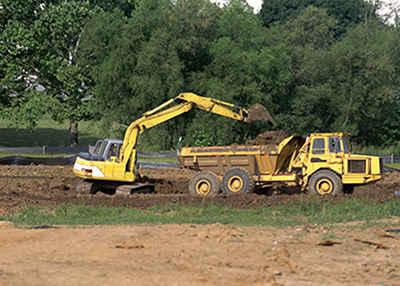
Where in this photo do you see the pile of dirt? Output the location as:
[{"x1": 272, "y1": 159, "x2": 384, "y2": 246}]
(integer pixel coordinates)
[
  {"x1": 228, "y1": 130, "x2": 289, "y2": 152},
  {"x1": 245, "y1": 130, "x2": 288, "y2": 146}
]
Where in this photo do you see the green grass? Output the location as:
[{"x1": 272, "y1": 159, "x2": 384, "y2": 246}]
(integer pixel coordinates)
[
  {"x1": 386, "y1": 163, "x2": 400, "y2": 169},
  {"x1": 2, "y1": 197, "x2": 399, "y2": 229},
  {"x1": 0, "y1": 116, "x2": 100, "y2": 147},
  {"x1": 353, "y1": 144, "x2": 400, "y2": 155},
  {"x1": 0, "y1": 152, "x2": 74, "y2": 158}
]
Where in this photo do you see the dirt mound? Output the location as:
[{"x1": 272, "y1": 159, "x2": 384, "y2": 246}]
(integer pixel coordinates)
[
  {"x1": 229, "y1": 130, "x2": 289, "y2": 152},
  {"x1": 245, "y1": 130, "x2": 288, "y2": 146}
]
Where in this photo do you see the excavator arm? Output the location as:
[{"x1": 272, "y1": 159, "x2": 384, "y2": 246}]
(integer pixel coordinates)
[
  {"x1": 120, "y1": 92, "x2": 275, "y2": 173},
  {"x1": 73, "y1": 92, "x2": 275, "y2": 189}
]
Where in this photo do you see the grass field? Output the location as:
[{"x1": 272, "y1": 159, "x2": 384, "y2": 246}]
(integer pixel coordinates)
[
  {"x1": 0, "y1": 117, "x2": 101, "y2": 147},
  {"x1": 2, "y1": 197, "x2": 399, "y2": 228},
  {"x1": 387, "y1": 163, "x2": 400, "y2": 169}
]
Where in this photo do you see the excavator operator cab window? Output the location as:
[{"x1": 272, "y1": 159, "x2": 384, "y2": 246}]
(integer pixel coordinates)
[
  {"x1": 329, "y1": 137, "x2": 342, "y2": 154},
  {"x1": 312, "y1": 138, "x2": 325, "y2": 155},
  {"x1": 107, "y1": 143, "x2": 119, "y2": 159},
  {"x1": 92, "y1": 140, "x2": 104, "y2": 155}
]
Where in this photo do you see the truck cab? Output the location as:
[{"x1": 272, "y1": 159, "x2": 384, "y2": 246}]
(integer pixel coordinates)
[{"x1": 293, "y1": 133, "x2": 383, "y2": 195}]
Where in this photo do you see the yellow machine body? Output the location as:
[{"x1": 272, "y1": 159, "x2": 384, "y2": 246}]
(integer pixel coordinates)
[
  {"x1": 73, "y1": 92, "x2": 271, "y2": 187},
  {"x1": 178, "y1": 133, "x2": 383, "y2": 194}
]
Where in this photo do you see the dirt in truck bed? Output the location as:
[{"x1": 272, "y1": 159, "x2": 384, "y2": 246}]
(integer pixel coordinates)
[
  {"x1": 229, "y1": 130, "x2": 289, "y2": 151},
  {"x1": 0, "y1": 164, "x2": 399, "y2": 286},
  {"x1": 245, "y1": 130, "x2": 288, "y2": 146}
]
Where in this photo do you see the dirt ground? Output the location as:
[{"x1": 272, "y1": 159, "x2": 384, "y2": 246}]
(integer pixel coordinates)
[{"x1": 0, "y1": 165, "x2": 400, "y2": 285}]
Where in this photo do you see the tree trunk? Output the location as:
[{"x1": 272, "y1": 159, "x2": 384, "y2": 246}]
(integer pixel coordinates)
[{"x1": 69, "y1": 120, "x2": 79, "y2": 146}]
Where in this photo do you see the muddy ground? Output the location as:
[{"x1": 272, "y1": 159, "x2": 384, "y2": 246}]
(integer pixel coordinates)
[
  {"x1": 0, "y1": 165, "x2": 400, "y2": 285},
  {"x1": 0, "y1": 165, "x2": 399, "y2": 215}
]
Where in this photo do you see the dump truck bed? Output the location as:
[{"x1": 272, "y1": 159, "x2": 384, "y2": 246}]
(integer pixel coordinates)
[
  {"x1": 178, "y1": 135, "x2": 305, "y2": 178},
  {"x1": 178, "y1": 145, "x2": 279, "y2": 176}
]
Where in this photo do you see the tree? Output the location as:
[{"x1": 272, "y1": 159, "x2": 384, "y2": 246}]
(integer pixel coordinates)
[
  {"x1": 187, "y1": 1, "x2": 291, "y2": 145},
  {"x1": 328, "y1": 20, "x2": 399, "y2": 145},
  {"x1": 259, "y1": 0, "x2": 379, "y2": 38},
  {"x1": 267, "y1": 7, "x2": 338, "y2": 135},
  {"x1": 0, "y1": 0, "x2": 59, "y2": 122},
  {"x1": 87, "y1": 0, "x2": 136, "y2": 17},
  {"x1": 86, "y1": 0, "x2": 224, "y2": 150},
  {"x1": 0, "y1": 1, "x2": 97, "y2": 146}
]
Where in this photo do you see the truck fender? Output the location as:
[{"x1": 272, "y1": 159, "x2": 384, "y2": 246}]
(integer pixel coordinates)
[{"x1": 305, "y1": 168, "x2": 342, "y2": 186}]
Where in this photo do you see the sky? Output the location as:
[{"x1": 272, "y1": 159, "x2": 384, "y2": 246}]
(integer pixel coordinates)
[{"x1": 245, "y1": 0, "x2": 262, "y2": 12}]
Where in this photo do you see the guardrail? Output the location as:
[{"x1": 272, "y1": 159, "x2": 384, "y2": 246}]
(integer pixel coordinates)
[
  {"x1": 0, "y1": 155, "x2": 178, "y2": 168},
  {"x1": 0, "y1": 146, "x2": 177, "y2": 158},
  {"x1": 0, "y1": 145, "x2": 178, "y2": 168},
  {"x1": 381, "y1": 155, "x2": 400, "y2": 164}
]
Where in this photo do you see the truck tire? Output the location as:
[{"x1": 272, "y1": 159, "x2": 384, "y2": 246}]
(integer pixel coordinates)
[
  {"x1": 308, "y1": 170, "x2": 343, "y2": 195},
  {"x1": 189, "y1": 171, "x2": 221, "y2": 196},
  {"x1": 222, "y1": 167, "x2": 255, "y2": 194}
]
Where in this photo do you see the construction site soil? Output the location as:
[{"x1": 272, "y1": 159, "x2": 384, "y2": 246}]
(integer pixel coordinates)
[
  {"x1": 0, "y1": 165, "x2": 399, "y2": 214},
  {"x1": 1, "y1": 165, "x2": 400, "y2": 285}
]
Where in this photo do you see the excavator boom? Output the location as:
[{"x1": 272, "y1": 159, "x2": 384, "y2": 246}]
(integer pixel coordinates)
[{"x1": 73, "y1": 92, "x2": 275, "y2": 194}]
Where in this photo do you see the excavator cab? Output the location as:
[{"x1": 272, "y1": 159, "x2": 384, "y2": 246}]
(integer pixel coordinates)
[{"x1": 78, "y1": 139, "x2": 123, "y2": 162}]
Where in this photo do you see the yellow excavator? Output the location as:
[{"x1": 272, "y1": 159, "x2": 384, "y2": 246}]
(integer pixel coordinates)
[{"x1": 73, "y1": 92, "x2": 275, "y2": 194}]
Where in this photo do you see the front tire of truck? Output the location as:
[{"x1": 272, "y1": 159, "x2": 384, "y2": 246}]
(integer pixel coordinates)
[
  {"x1": 189, "y1": 171, "x2": 221, "y2": 196},
  {"x1": 222, "y1": 167, "x2": 255, "y2": 194},
  {"x1": 308, "y1": 170, "x2": 343, "y2": 195}
]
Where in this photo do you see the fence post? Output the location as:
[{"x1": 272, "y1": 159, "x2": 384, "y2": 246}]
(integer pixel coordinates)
[
  {"x1": 391, "y1": 153, "x2": 394, "y2": 164},
  {"x1": 43, "y1": 146, "x2": 45, "y2": 155}
]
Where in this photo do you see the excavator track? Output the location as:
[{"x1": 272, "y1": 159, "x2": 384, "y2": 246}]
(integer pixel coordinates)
[
  {"x1": 76, "y1": 180, "x2": 99, "y2": 194},
  {"x1": 115, "y1": 183, "x2": 155, "y2": 195},
  {"x1": 76, "y1": 180, "x2": 154, "y2": 195}
]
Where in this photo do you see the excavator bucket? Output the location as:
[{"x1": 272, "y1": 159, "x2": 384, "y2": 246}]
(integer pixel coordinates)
[{"x1": 247, "y1": 104, "x2": 276, "y2": 126}]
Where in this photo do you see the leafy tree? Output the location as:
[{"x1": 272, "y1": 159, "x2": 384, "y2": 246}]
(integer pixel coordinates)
[
  {"x1": 259, "y1": 0, "x2": 379, "y2": 38},
  {"x1": 0, "y1": 0, "x2": 58, "y2": 119},
  {"x1": 269, "y1": 7, "x2": 337, "y2": 135},
  {"x1": 88, "y1": 0, "x2": 136, "y2": 16},
  {"x1": 187, "y1": 1, "x2": 291, "y2": 145},
  {"x1": 274, "y1": 7, "x2": 399, "y2": 146},
  {"x1": 328, "y1": 20, "x2": 399, "y2": 145},
  {"x1": 87, "y1": 0, "x2": 223, "y2": 150},
  {"x1": 1, "y1": 0, "x2": 98, "y2": 146}
]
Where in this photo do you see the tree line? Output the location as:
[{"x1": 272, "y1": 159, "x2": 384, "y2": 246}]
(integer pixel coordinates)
[{"x1": 1, "y1": 0, "x2": 399, "y2": 150}]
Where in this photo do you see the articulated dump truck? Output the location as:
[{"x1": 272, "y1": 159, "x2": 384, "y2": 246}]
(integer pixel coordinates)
[{"x1": 178, "y1": 133, "x2": 383, "y2": 196}]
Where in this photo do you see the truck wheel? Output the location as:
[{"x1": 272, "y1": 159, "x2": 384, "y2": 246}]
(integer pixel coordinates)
[
  {"x1": 222, "y1": 167, "x2": 255, "y2": 194},
  {"x1": 189, "y1": 171, "x2": 221, "y2": 196},
  {"x1": 308, "y1": 170, "x2": 343, "y2": 195}
]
